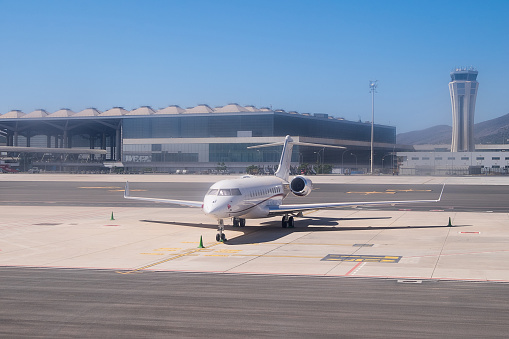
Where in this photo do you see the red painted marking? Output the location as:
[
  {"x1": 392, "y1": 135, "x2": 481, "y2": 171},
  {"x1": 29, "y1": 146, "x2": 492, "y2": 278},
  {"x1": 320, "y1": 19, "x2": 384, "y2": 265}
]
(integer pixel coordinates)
[
  {"x1": 460, "y1": 231, "x2": 480, "y2": 234},
  {"x1": 345, "y1": 262, "x2": 363, "y2": 276}
]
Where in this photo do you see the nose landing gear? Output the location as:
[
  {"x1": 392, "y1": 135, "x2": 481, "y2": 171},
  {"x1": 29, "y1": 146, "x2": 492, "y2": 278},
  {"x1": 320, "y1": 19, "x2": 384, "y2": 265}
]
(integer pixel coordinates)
[{"x1": 216, "y1": 219, "x2": 227, "y2": 242}]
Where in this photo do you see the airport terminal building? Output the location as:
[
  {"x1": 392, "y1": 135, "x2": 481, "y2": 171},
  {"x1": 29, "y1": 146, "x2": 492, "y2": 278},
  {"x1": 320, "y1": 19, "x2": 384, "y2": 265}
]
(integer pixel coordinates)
[{"x1": 0, "y1": 104, "x2": 398, "y2": 173}]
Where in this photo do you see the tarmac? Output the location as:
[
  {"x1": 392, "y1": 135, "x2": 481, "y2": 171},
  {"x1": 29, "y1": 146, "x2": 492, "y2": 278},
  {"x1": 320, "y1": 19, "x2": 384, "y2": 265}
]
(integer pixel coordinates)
[{"x1": 1, "y1": 173, "x2": 508, "y2": 282}]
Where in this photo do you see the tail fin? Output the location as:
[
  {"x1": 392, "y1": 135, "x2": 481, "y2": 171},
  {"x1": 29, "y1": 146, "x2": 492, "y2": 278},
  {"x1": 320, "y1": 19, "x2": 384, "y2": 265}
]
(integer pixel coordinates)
[{"x1": 274, "y1": 135, "x2": 294, "y2": 182}]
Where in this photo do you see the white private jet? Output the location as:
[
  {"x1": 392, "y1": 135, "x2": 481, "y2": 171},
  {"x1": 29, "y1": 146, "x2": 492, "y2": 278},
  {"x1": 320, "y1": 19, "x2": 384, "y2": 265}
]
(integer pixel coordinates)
[{"x1": 125, "y1": 135, "x2": 444, "y2": 242}]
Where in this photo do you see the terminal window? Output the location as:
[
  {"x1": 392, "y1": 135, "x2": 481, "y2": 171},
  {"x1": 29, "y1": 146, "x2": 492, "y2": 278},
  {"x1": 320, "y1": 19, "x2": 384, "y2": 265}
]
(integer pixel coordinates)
[
  {"x1": 435, "y1": 157, "x2": 442, "y2": 160},
  {"x1": 461, "y1": 157, "x2": 469, "y2": 160},
  {"x1": 492, "y1": 157, "x2": 500, "y2": 160},
  {"x1": 448, "y1": 157, "x2": 455, "y2": 160},
  {"x1": 476, "y1": 157, "x2": 484, "y2": 160},
  {"x1": 411, "y1": 157, "x2": 419, "y2": 160},
  {"x1": 422, "y1": 157, "x2": 430, "y2": 160}
]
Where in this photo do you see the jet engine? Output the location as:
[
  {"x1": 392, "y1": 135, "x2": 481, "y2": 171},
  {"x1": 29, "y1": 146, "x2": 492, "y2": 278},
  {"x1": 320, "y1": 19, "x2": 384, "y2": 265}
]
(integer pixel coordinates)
[{"x1": 290, "y1": 175, "x2": 313, "y2": 197}]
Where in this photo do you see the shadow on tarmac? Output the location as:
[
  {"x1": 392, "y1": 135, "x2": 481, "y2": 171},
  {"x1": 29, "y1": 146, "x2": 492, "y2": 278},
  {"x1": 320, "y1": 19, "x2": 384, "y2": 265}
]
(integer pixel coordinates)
[{"x1": 140, "y1": 217, "x2": 471, "y2": 245}]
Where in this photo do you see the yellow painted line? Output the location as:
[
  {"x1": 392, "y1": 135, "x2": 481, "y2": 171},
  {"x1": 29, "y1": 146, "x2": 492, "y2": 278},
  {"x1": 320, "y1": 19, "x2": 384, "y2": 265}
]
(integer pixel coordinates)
[
  {"x1": 182, "y1": 241, "x2": 199, "y2": 244},
  {"x1": 118, "y1": 242, "x2": 222, "y2": 274},
  {"x1": 205, "y1": 254, "x2": 229, "y2": 257},
  {"x1": 154, "y1": 248, "x2": 181, "y2": 251},
  {"x1": 214, "y1": 249, "x2": 242, "y2": 253}
]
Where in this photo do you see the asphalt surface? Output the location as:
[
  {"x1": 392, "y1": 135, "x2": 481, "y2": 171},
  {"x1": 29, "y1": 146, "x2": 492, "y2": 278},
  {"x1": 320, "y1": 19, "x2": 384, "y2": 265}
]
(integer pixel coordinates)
[
  {"x1": 2, "y1": 181, "x2": 509, "y2": 212},
  {"x1": 1, "y1": 267, "x2": 508, "y2": 339}
]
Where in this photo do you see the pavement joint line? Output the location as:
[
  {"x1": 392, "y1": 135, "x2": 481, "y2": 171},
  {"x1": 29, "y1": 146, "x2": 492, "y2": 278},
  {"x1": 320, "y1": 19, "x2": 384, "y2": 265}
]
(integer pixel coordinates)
[
  {"x1": 431, "y1": 214, "x2": 455, "y2": 279},
  {"x1": 223, "y1": 230, "x2": 313, "y2": 273}
]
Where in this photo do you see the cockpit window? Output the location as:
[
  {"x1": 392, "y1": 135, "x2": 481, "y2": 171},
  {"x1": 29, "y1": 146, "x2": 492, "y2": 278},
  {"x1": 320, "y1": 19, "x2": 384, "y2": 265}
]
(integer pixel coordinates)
[
  {"x1": 217, "y1": 188, "x2": 242, "y2": 196},
  {"x1": 218, "y1": 189, "x2": 231, "y2": 196},
  {"x1": 206, "y1": 189, "x2": 218, "y2": 196}
]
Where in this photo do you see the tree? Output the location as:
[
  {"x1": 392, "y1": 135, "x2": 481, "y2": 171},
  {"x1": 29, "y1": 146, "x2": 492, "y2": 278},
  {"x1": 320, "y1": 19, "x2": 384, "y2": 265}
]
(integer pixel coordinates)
[{"x1": 245, "y1": 165, "x2": 259, "y2": 175}]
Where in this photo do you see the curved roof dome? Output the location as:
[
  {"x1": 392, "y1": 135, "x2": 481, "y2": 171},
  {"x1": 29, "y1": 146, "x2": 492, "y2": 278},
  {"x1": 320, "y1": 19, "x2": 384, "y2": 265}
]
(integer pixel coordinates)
[
  {"x1": 23, "y1": 109, "x2": 49, "y2": 118},
  {"x1": 101, "y1": 107, "x2": 129, "y2": 116},
  {"x1": 1, "y1": 110, "x2": 26, "y2": 119},
  {"x1": 48, "y1": 109, "x2": 75, "y2": 118},
  {"x1": 74, "y1": 108, "x2": 101, "y2": 117},
  {"x1": 156, "y1": 105, "x2": 185, "y2": 115},
  {"x1": 127, "y1": 106, "x2": 155, "y2": 116}
]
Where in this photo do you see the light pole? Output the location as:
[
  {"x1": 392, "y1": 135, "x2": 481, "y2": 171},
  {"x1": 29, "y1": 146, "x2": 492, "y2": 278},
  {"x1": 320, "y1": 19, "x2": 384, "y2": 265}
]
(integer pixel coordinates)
[
  {"x1": 369, "y1": 80, "x2": 378, "y2": 175},
  {"x1": 382, "y1": 154, "x2": 391, "y2": 173},
  {"x1": 341, "y1": 149, "x2": 349, "y2": 174},
  {"x1": 350, "y1": 152, "x2": 357, "y2": 169}
]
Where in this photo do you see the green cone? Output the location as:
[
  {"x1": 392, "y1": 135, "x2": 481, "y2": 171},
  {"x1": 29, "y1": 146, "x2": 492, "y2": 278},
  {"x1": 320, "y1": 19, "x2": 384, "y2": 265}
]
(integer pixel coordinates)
[
  {"x1": 198, "y1": 236, "x2": 204, "y2": 248},
  {"x1": 448, "y1": 217, "x2": 452, "y2": 227},
  {"x1": 111, "y1": 212, "x2": 115, "y2": 221}
]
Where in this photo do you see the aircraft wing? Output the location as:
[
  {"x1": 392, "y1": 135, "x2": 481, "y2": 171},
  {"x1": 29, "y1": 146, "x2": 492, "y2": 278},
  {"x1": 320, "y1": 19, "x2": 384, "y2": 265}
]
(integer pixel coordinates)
[
  {"x1": 269, "y1": 184, "x2": 445, "y2": 215},
  {"x1": 123, "y1": 181, "x2": 203, "y2": 208}
]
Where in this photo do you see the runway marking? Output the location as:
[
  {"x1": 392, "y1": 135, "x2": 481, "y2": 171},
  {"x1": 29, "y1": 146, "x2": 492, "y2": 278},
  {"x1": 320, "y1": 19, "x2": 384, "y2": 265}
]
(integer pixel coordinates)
[
  {"x1": 215, "y1": 249, "x2": 242, "y2": 253},
  {"x1": 78, "y1": 186, "x2": 122, "y2": 189},
  {"x1": 386, "y1": 189, "x2": 431, "y2": 193},
  {"x1": 321, "y1": 254, "x2": 402, "y2": 263},
  {"x1": 347, "y1": 191, "x2": 396, "y2": 195},
  {"x1": 459, "y1": 231, "x2": 480, "y2": 234},
  {"x1": 109, "y1": 189, "x2": 146, "y2": 192},
  {"x1": 346, "y1": 262, "x2": 366, "y2": 276},
  {"x1": 119, "y1": 242, "x2": 222, "y2": 274}
]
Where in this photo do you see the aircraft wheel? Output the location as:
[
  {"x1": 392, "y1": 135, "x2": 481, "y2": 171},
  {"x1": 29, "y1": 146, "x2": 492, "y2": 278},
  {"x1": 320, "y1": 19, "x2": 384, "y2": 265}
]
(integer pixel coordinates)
[
  {"x1": 281, "y1": 216, "x2": 287, "y2": 228},
  {"x1": 288, "y1": 216, "x2": 295, "y2": 228},
  {"x1": 240, "y1": 219, "x2": 246, "y2": 227},
  {"x1": 216, "y1": 234, "x2": 221, "y2": 242},
  {"x1": 233, "y1": 218, "x2": 239, "y2": 227},
  {"x1": 221, "y1": 233, "x2": 227, "y2": 242}
]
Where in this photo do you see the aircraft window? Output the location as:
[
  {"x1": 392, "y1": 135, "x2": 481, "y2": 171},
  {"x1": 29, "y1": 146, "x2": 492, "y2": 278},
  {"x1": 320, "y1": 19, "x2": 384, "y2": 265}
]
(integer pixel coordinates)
[
  {"x1": 231, "y1": 188, "x2": 241, "y2": 195},
  {"x1": 218, "y1": 189, "x2": 231, "y2": 196},
  {"x1": 207, "y1": 189, "x2": 218, "y2": 195}
]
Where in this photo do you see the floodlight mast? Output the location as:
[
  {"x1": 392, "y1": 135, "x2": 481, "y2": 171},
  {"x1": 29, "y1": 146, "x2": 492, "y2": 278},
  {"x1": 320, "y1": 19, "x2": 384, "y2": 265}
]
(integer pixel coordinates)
[{"x1": 369, "y1": 80, "x2": 378, "y2": 175}]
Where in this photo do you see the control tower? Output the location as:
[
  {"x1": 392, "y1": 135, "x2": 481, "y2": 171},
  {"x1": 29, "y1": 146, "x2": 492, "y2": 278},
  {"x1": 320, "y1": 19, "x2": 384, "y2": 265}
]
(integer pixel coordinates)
[{"x1": 449, "y1": 67, "x2": 478, "y2": 152}]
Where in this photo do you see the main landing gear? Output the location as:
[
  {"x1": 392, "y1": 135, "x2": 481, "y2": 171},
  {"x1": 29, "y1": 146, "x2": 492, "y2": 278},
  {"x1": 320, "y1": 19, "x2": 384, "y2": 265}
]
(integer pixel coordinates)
[
  {"x1": 232, "y1": 217, "x2": 246, "y2": 227},
  {"x1": 216, "y1": 219, "x2": 227, "y2": 242},
  {"x1": 281, "y1": 215, "x2": 295, "y2": 228}
]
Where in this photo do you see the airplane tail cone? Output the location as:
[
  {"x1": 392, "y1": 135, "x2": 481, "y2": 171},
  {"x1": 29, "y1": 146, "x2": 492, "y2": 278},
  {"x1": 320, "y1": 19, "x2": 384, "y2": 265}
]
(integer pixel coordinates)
[
  {"x1": 448, "y1": 217, "x2": 452, "y2": 227},
  {"x1": 111, "y1": 212, "x2": 115, "y2": 221},
  {"x1": 198, "y1": 236, "x2": 204, "y2": 248}
]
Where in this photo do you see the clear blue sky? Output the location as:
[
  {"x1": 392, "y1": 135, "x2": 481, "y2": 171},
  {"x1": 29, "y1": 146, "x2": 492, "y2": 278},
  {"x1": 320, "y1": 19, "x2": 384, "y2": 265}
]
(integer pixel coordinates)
[{"x1": 1, "y1": 0, "x2": 508, "y2": 133}]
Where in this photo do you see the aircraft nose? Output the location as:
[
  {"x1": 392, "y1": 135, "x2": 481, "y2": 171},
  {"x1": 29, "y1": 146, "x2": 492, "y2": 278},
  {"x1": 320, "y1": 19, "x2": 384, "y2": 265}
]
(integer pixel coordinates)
[{"x1": 203, "y1": 200, "x2": 230, "y2": 218}]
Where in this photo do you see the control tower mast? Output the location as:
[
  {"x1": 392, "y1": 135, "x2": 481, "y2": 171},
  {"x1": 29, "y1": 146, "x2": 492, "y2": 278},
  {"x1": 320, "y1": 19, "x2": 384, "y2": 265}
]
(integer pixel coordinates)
[{"x1": 449, "y1": 67, "x2": 478, "y2": 152}]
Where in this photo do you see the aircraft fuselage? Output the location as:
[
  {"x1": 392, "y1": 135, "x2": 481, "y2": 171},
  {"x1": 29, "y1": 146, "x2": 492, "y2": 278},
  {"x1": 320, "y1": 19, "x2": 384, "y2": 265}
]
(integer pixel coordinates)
[{"x1": 202, "y1": 176, "x2": 290, "y2": 219}]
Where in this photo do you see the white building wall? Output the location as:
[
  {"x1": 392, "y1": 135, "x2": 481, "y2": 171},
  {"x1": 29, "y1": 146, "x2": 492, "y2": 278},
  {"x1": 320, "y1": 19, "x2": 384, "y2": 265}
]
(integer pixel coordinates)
[{"x1": 398, "y1": 151, "x2": 509, "y2": 175}]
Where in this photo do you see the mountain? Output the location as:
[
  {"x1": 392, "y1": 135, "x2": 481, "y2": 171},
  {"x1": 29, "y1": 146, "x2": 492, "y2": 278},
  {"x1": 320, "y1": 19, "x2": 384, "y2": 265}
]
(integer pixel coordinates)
[{"x1": 397, "y1": 113, "x2": 509, "y2": 145}]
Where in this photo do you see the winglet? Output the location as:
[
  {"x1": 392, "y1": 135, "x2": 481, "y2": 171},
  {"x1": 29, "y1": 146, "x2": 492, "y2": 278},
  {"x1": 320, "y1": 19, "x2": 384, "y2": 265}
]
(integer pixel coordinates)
[{"x1": 124, "y1": 181, "x2": 130, "y2": 198}]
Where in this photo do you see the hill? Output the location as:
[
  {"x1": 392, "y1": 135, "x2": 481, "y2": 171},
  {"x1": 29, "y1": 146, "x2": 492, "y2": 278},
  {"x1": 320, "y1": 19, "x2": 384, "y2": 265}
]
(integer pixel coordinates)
[{"x1": 397, "y1": 113, "x2": 509, "y2": 145}]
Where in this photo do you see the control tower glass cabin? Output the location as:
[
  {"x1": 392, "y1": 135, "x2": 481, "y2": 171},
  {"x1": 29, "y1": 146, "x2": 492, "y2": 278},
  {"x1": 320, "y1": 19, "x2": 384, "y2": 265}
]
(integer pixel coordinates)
[{"x1": 449, "y1": 68, "x2": 478, "y2": 152}]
